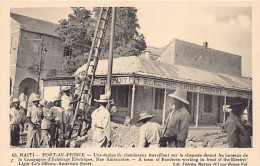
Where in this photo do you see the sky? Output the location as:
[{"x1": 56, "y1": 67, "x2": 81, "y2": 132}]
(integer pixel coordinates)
[{"x1": 10, "y1": 5, "x2": 252, "y2": 77}]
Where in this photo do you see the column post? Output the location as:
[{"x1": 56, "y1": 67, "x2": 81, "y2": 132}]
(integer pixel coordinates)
[
  {"x1": 195, "y1": 93, "x2": 200, "y2": 127},
  {"x1": 162, "y1": 89, "x2": 167, "y2": 125}
]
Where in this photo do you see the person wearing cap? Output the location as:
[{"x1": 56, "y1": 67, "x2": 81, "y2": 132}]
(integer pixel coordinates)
[
  {"x1": 10, "y1": 98, "x2": 26, "y2": 146},
  {"x1": 224, "y1": 102, "x2": 251, "y2": 148},
  {"x1": 39, "y1": 99, "x2": 51, "y2": 148},
  {"x1": 91, "y1": 94, "x2": 111, "y2": 147},
  {"x1": 138, "y1": 112, "x2": 162, "y2": 148},
  {"x1": 26, "y1": 93, "x2": 43, "y2": 148},
  {"x1": 49, "y1": 97, "x2": 65, "y2": 147},
  {"x1": 164, "y1": 88, "x2": 190, "y2": 147}
]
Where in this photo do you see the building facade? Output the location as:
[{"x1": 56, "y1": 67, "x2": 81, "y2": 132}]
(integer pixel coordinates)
[
  {"x1": 10, "y1": 13, "x2": 64, "y2": 99},
  {"x1": 43, "y1": 39, "x2": 252, "y2": 126}
]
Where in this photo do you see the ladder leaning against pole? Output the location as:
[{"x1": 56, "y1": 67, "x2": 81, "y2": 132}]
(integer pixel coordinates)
[{"x1": 68, "y1": 7, "x2": 112, "y2": 139}]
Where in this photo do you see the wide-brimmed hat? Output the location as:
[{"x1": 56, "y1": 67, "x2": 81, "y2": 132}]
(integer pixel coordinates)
[
  {"x1": 168, "y1": 89, "x2": 189, "y2": 105},
  {"x1": 40, "y1": 99, "x2": 48, "y2": 107},
  {"x1": 137, "y1": 112, "x2": 155, "y2": 122},
  {"x1": 53, "y1": 97, "x2": 62, "y2": 102},
  {"x1": 30, "y1": 94, "x2": 41, "y2": 102},
  {"x1": 12, "y1": 98, "x2": 20, "y2": 103},
  {"x1": 94, "y1": 94, "x2": 111, "y2": 103},
  {"x1": 62, "y1": 86, "x2": 71, "y2": 92}
]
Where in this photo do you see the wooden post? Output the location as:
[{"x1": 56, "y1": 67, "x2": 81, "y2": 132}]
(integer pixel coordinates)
[
  {"x1": 162, "y1": 89, "x2": 167, "y2": 125},
  {"x1": 130, "y1": 84, "x2": 136, "y2": 119},
  {"x1": 105, "y1": 7, "x2": 116, "y2": 98},
  {"x1": 195, "y1": 93, "x2": 200, "y2": 127},
  {"x1": 223, "y1": 96, "x2": 227, "y2": 124}
]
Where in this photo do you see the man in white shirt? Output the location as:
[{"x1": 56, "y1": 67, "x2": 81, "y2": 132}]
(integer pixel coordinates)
[
  {"x1": 138, "y1": 112, "x2": 162, "y2": 148},
  {"x1": 91, "y1": 94, "x2": 111, "y2": 147},
  {"x1": 10, "y1": 98, "x2": 26, "y2": 146},
  {"x1": 49, "y1": 97, "x2": 65, "y2": 147}
]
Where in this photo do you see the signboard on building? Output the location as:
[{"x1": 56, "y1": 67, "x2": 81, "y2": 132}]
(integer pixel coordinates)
[
  {"x1": 135, "y1": 77, "x2": 252, "y2": 99},
  {"x1": 43, "y1": 76, "x2": 251, "y2": 99}
]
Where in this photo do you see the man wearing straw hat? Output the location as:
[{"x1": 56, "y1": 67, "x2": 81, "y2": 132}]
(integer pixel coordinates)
[
  {"x1": 91, "y1": 94, "x2": 112, "y2": 147},
  {"x1": 49, "y1": 97, "x2": 65, "y2": 147},
  {"x1": 10, "y1": 98, "x2": 26, "y2": 146},
  {"x1": 26, "y1": 93, "x2": 43, "y2": 148},
  {"x1": 138, "y1": 112, "x2": 162, "y2": 148},
  {"x1": 223, "y1": 103, "x2": 251, "y2": 148},
  {"x1": 164, "y1": 88, "x2": 190, "y2": 147}
]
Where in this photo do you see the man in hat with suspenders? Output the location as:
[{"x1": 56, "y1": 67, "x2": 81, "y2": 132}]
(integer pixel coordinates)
[
  {"x1": 10, "y1": 98, "x2": 26, "y2": 146},
  {"x1": 164, "y1": 88, "x2": 190, "y2": 147},
  {"x1": 91, "y1": 94, "x2": 111, "y2": 147},
  {"x1": 138, "y1": 112, "x2": 162, "y2": 148},
  {"x1": 224, "y1": 102, "x2": 251, "y2": 148},
  {"x1": 26, "y1": 94, "x2": 42, "y2": 148}
]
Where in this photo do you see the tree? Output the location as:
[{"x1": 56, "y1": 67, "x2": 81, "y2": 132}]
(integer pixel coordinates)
[
  {"x1": 93, "y1": 7, "x2": 146, "y2": 59},
  {"x1": 56, "y1": 7, "x2": 95, "y2": 75},
  {"x1": 56, "y1": 7, "x2": 146, "y2": 75}
]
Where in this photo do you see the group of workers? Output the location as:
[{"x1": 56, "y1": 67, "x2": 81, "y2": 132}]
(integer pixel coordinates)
[
  {"x1": 10, "y1": 87, "x2": 80, "y2": 148},
  {"x1": 10, "y1": 86, "x2": 252, "y2": 148},
  {"x1": 137, "y1": 89, "x2": 252, "y2": 148}
]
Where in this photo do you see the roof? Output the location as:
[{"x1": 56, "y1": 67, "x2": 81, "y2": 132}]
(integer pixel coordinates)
[
  {"x1": 10, "y1": 12, "x2": 59, "y2": 37},
  {"x1": 146, "y1": 46, "x2": 164, "y2": 56},
  {"x1": 74, "y1": 56, "x2": 251, "y2": 91}
]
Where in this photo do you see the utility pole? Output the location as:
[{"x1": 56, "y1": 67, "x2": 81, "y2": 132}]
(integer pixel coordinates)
[
  {"x1": 37, "y1": 37, "x2": 44, "y2": 94},
  {"x1": 105, "y1": 7, "x2": 116, "y2": 99}
]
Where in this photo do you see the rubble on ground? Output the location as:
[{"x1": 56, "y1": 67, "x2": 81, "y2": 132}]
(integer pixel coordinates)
[{"x1": 186, "y1": 131, "x2": 228, "y2": 148}]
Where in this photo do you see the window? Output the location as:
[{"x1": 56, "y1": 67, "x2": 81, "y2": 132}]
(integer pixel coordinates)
[
  {"x1": 204, "y1": 94, "x2": 213, "y2": 113},
  {"x1": 155, "y1": 88, "x2": 164, "y2": 109},
  {"x1": 63, "y1": 46, "x2": 72, "y2": 57},
  {"x1": 91, "y1": 86, "x2": 129, "y2": 108},
  {"x1": 111, "y1": 86, "x2": 129, "y2": 108}
]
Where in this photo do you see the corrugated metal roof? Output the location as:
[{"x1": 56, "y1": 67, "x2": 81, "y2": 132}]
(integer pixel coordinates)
[
  {"x1": 10, "y1": 12, "x2": 59, "y2": 37},
  {"x1": 74, "y1": 56, "x2": 251, "y2": 91}
]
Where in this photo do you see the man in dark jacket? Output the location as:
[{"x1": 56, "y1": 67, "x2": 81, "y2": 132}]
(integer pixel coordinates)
[
  {"x1": 164, "y1": 89, "x2": 190, "y2": 147},
  {"x1": 224, "y1": 102, "x2": 251, "y2": 148}
]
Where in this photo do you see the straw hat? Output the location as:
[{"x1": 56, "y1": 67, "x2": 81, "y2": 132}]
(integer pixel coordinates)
[
  {"x1": 30, "y1": 94, "x2": 41, "y2": 102},
  {"x1": 168, "y1": 89, "x2": 189, "y2": 105},
  {"x1": 53, "y1": 97, "x2": 62, "y2": 102},
  {"x1": 137, "y1": 112, "x2": 155, "y2": 122},
  {"x1": 94, "y1": 94, "x2": 111, "y2": 103},
  {"x1": 12, "y1": 98, "x2": 20, "y2": 103},
  {"x1": 40, "y1": 99, "x2": 48, "y2": 107},
  {"x1": 62, "y1": 86, "x2": 71, "y2": 92}
]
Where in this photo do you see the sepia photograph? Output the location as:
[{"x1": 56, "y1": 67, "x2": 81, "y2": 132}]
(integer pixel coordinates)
[{"x1": 9, "y1": 5, "x2": 253, "y2": 150}]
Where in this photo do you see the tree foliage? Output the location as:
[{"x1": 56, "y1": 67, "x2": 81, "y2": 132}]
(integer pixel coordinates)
[{"x1": 56, "y1": 7, "x2": 146, "y2": 75}]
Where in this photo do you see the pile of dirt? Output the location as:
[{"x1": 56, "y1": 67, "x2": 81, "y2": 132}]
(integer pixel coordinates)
[{"x1": 110, "y1": 122, "x2": 140, "y2": 147}]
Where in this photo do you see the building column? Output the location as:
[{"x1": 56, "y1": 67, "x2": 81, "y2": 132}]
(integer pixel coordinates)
[
  {"x1": 223, "y1": 96, "x2": 227, "y2": 124},
  {"x1": 162, "y1": 89, "x2": 167, "y2": 125},
  {"x1": 130, "y1": 84, "x2": 136, "y2": 120},
  {"x1": 195, "y1": 93, "x2": 200, "y2": 127}
]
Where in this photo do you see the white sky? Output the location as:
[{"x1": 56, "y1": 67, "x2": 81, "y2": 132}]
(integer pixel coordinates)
[{"x1": 10, "y1": 6, "x2": 252, "y2": 77}]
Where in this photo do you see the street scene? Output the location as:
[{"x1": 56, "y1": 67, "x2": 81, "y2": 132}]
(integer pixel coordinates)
[{"x1": 10, "y1": 6, "x2": 252, "y2": 148}]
